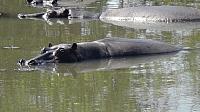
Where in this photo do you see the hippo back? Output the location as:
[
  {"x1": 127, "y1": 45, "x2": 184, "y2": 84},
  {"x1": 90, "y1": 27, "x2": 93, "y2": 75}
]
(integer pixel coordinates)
[
  {"x1": 98, "y1": 38, "x2": 181, "y2": 56},
  {"x1": 76, "y1": 42, "x2": 109, "y2": 60},
  {"x1": 100, "y1": 6, "x2": 200, "y2": 22},
  {"x1": 18, "y1": 37, "x2": 182, "y2": 66}
]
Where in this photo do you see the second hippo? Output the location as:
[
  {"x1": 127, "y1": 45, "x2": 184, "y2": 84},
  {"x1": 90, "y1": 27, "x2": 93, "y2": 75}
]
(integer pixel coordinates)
[
  {"x1": 19, "y1": 37, "x2": 182, "y2": 66},
  {"x1": 18, "y1": 8, "x2": 69, "y2": 20},
  {"x1": 18, "y1": 8, "x2": 100, "y2": 20},
  {"x1": 100, "y1": 6, "x2": 200, "y2": 23}
]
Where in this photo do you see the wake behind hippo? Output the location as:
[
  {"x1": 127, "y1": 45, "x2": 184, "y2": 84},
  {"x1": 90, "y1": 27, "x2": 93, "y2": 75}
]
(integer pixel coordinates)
[
  {"x1": 18, "y1": 37, "x2": 182, "y2": 66},
  {"x1": 100, "y1": 6, "x2": 200, "y2": 22}
]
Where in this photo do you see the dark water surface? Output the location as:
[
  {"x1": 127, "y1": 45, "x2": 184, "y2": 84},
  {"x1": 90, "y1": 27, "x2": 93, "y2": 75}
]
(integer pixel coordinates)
[{"x1": 1, "y1": 0, "x2": 200, "y2": 112}]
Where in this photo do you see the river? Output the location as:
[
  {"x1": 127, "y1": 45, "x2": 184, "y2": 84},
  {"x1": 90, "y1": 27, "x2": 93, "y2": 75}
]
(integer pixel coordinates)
[{"x1": 0, "y1": 0, "x2": 200, "y2": 112}]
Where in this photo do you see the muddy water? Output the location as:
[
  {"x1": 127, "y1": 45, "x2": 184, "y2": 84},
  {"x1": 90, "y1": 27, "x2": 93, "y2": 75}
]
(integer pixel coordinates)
[{"x1": 0, "y1": 0, "x2": 200, "y2": 112}]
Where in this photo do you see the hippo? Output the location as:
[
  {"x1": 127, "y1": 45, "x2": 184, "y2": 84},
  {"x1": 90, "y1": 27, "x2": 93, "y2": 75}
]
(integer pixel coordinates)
[
  {"x1": 18, "y1": 8, "x2": 100, "y2": 20},
  {"x1": 100, "y1": 6, "x2": 200, "y2": 23},
  {"x1": 18, "y1": 37, "x2": 182, "y2": 66},
  {"x1": 26, "y1": 0, "x2": 57, "y2": 6},
  {"x1": 18, "y1": 8, "x2": 69, "y2": 20},
  {"x1": 18, "y1": 53, "x2": 178, "y2": 74}
]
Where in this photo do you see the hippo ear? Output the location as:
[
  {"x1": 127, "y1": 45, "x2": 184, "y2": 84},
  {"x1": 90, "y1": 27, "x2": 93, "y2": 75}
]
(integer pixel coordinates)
[
  {"x1": 48, "y1": 43, "x2": 53, "y2": 47},
  {"x1": 27, "y1": 0, "x2": 33, "y2": 3},
  {"x1": 71, "y1": 43, "x2": 77, "y2": 51}
]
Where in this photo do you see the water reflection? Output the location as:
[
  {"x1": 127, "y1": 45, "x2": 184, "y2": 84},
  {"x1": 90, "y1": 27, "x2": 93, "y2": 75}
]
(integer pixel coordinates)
[
  {"x1": 101, "y1": 20, "x2": 200, "y2": 32},
  {"x1": 101, "y1": 20, "x2": 200, "y2": 38},
  {"x1": 9, "y1": 50, "x2": 200, "y2": 112},
  {"x1": 17, "y1": 52, "x2": 186, "y2": 75},
  {"x1": 18, "y1": 16, "x2": 96, "y2": 26},
  {"x1": 128, "y1": 50, "x2": 200, "y2": 112}
]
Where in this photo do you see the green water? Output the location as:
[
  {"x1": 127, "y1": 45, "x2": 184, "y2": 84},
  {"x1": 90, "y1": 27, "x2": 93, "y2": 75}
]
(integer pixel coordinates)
[{"x1": 1, "y1": 0, "x2": 200, "y2": 112}]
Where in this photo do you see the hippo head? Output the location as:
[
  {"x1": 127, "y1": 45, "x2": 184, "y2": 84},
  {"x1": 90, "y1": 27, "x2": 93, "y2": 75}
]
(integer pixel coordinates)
[
  {"x1": 18, "y1": 43, "x2": 81, "y2": 66},
  {"x1": 54, "y1": 43, "x2": 81, "y2": 63},
  {"x1": 18, "y1": 43, "x2": 55, "y2": 66},
  {"x1": 18, "y1": 50, "x2": 55, "y2": 66}
]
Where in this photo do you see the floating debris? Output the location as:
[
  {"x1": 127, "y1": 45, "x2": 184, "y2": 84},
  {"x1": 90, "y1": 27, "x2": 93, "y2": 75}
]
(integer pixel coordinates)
[{"x1": 3, "y1": 45, "x2": 20, "y2": 49}]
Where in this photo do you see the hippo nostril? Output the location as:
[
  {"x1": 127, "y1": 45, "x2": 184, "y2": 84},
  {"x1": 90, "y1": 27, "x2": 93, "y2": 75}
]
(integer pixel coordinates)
[
  {"x1": 18, "y1": 14, "x2": 26, "y2": 19},
  {"x1": 18, "y1": 59, "x2": 26, "y2": 66}
]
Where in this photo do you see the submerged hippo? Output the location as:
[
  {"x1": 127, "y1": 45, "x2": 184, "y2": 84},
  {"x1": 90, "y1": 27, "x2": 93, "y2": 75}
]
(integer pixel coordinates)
[
  {"x1": 18, "y1": 53, "x2": 179, "y2": 74},
  {"x1": 18, "y1": 8, "x2": 69, "y2": 20},
  {"x1": 26, "y1": 0, "x2": 57, "y2": 6},
  {"x1": 18, "y1": 37, "x2": 182, "y2": 66},
  {"x1": 100, "y1": 6, "x2": 200, "y2": 22},
  {"x1": 18, "y1": 8, "x2": 100, "y2": 20}
]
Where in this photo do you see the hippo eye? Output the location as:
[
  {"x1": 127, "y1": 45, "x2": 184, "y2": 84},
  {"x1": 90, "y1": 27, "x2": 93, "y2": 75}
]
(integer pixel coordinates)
[
  {"x1": 28, "y1": 60, "x2": 38, "y2": 65},
  {"x1": 41, "y1": 47, "x2": 47, "y2": 54},
  {"x1": 58, "y1": 48, "x2": 65, "y2": 53}
]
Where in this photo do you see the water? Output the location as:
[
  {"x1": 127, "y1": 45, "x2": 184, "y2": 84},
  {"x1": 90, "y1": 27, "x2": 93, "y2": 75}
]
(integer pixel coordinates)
[{"x1": 1, "y1": 0, "x2": 200, "y2": 112}]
